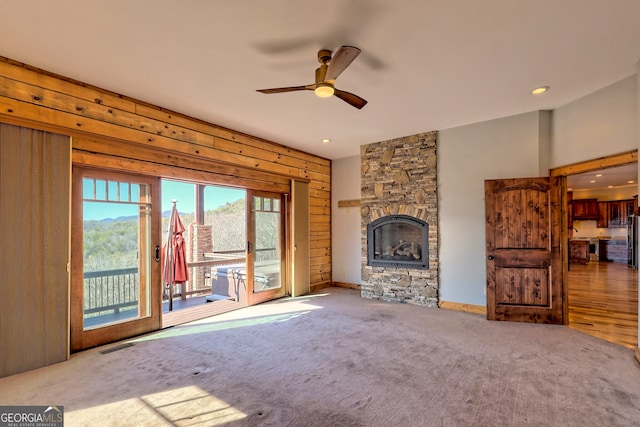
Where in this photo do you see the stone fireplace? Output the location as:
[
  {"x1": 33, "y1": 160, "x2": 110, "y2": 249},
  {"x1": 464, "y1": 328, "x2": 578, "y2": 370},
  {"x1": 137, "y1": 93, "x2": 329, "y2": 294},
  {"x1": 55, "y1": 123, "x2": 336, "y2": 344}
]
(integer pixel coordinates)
[{"x1": 361, "y1": 131, "x2": 438, "y2": 306}]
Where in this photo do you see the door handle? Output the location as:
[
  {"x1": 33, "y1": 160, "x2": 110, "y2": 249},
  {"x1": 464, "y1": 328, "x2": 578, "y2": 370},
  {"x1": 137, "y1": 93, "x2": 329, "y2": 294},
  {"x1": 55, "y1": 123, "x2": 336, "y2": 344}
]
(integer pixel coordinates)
[
  {"x1": 487, "y1": 255, "x2": 494, "y2": 260},
  {"x1": 247, "y1": 241, "x2": 252, "y2": 254},
  {"x1": 155, "y1": 245, "x2": 161, "y2": 262}
]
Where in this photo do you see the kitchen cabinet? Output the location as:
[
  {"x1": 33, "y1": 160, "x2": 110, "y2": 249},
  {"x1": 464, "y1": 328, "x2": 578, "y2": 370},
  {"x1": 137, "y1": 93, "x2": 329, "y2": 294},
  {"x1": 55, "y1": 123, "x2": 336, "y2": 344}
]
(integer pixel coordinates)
[
  {"x1": 597, "y1": 202, "x2": 608, "y2": 228},
  {"x1": 608, "y1": 200, "x2": 634, "y2": 228},
  {"x1": 572, "y1": 199, "x2": 598, "y2": 220},
  {"x1": 569, "y1": 240, "x2": 590, "y2": 264},
  {"x1": 625, "y1": 199, "x2": 635, "y2": 218}
]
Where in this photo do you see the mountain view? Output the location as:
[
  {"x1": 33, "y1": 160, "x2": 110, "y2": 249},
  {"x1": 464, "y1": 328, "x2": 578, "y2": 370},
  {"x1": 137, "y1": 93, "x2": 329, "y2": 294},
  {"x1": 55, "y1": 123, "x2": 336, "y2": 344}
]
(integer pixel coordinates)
[{"x1": 83, "y1": 198, "x2": 248, "y2": 272}]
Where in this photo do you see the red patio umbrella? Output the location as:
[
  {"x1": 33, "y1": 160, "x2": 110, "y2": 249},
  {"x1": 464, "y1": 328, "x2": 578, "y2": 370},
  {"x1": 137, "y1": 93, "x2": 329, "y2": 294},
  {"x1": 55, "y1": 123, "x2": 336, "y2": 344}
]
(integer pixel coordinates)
[{"x1": 162, "y1": 200, "x2": 189, "y2": 311}]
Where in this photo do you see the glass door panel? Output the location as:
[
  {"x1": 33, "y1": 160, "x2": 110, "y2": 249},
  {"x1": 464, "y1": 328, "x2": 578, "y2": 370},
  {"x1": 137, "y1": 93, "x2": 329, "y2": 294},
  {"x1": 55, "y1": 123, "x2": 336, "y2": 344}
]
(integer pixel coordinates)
[
  {"x1": 247, "y1": 191, "x2": 286, "y2": 305},
  {"x1": 71, "y1": 168, "x2": 160, "y2": 352},
  {"x1": 82, "y1": 178, "x2": 151, "y2": 329}
]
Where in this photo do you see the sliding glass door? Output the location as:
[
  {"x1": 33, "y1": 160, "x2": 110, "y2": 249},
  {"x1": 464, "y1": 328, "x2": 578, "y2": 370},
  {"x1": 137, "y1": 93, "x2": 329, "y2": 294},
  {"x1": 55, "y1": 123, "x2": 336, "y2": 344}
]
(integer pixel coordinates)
[
  {"x1": 246, "y1": 191, "x2": 286, "y2": 305},
  {"x1": 71, "y1": 167, "x2": 161, "y2": 352}
]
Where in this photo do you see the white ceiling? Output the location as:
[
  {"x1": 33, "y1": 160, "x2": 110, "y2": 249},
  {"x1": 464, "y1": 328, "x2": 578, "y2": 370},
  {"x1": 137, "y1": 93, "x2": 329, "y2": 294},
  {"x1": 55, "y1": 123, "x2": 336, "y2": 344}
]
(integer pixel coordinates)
[
  {"x1": 1, "y1": 1, "x2": 640, "y2": 160},
  {"x1": 567, "y1": 163, "x2": 638, "y2": 192}
]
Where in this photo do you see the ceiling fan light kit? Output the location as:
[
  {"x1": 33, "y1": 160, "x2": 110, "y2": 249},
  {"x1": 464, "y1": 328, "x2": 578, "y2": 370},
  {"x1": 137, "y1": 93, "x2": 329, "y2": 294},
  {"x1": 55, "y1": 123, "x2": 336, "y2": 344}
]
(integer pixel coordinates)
[
  {"x1": 315, "y1": 83, "x2": 334, "y2": 98},
  {"x1": 257, "y1": 45, "x2": 368, "y2": 109}
]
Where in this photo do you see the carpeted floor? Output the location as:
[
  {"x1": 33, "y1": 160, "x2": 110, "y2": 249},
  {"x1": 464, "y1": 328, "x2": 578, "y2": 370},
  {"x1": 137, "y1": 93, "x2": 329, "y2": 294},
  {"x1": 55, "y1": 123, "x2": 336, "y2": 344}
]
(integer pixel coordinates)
[{"x1": 1, "y1": 287, "x2": 639, "y2": 426}]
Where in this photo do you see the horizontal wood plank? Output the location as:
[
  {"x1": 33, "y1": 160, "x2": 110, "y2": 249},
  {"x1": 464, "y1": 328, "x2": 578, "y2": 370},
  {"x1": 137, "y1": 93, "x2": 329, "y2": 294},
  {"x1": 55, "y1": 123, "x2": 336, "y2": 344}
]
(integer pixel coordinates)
[{"x1": 338, "y1": 199, "x2": 361, "y2": 208}]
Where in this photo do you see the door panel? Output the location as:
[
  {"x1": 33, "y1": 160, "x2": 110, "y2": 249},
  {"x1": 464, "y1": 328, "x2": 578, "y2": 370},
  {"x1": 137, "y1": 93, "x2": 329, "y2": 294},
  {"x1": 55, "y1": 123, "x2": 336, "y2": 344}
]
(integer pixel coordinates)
[
  {"x1": 0, "y1": 124, "x2": 70, "y2": 377},
  {"x1": 71, "y1": 168, "x2": 161, "y2": 351},
  {"x1": 485, "y1": 177, "x2": 563, "y2": 324},
  {"x1": 247, "y1": 191, "x2": 286, "y2": 305},
  {"x1": 291, "y1": 180, "x2": 310, "y2": 297}
]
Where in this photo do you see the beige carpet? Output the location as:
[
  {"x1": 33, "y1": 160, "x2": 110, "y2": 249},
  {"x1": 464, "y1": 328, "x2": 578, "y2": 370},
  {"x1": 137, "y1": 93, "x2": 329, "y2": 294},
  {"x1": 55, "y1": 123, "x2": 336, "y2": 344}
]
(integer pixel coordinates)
[{"x1": 1, "y1": 287, "x2": 639, "y2": 426}]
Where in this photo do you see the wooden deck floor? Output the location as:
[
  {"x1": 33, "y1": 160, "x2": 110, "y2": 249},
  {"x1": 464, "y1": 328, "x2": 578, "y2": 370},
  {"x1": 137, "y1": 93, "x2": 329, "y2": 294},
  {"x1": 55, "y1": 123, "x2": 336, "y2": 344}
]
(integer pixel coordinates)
[
  {"x1": 568, "y1": 261, "x2": 638, "y2": 349},
  {"x1": 162, "y1": 295, "x2": 245, "y2": 328}
]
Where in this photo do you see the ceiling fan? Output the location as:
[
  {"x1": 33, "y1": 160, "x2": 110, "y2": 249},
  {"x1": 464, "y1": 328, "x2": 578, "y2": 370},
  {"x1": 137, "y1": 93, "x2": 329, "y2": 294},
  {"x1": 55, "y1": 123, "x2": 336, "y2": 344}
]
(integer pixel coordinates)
[{"x1": 257, "y1": 46, "x2": 368, "y2": 110}]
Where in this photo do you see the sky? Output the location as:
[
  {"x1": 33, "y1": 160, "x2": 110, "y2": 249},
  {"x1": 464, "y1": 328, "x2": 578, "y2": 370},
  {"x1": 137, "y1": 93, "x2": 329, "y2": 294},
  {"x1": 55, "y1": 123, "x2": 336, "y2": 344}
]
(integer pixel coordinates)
[{"x1": 83, "y1": 178, "x2": 245, "y2": 221}]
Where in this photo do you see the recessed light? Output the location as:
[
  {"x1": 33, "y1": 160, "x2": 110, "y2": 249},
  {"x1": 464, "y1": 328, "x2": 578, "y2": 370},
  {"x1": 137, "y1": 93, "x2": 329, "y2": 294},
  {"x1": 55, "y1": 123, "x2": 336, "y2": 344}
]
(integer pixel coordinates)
[
  {"x1": 589, "y1": 180, "x2": 596, "y2": 183},
  {"x1": 321, "y1": 138, "x2": 331, "y2": 143},
  {"x1": 596, "y1": 174, "x2": 602, "y2": 177},
  {"x1": 608, "y1": 185, "x2": 614, "y2": 188},
  {"x1": 531, "y1": 86, "x2": 549, "y2": 95},
  {"x1": 628, "y1": 180, "x2": 635, "y2": 184}
]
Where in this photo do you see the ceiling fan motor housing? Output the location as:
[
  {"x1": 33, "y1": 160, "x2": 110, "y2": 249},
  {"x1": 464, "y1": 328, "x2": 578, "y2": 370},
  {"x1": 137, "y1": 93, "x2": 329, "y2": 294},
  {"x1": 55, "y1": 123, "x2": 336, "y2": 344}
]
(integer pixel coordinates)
[{"x1": 317, "y1": 49, "x2": 332, "y2": 64}]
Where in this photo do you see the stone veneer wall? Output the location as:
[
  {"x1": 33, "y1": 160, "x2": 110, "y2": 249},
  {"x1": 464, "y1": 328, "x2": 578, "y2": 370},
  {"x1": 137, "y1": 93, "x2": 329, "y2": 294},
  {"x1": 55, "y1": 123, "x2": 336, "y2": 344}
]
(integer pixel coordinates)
[
  {"x1": 360, "y1": 131, "x2": 438, "y2": 306},
  {"x1": 190, "y1": 224, "x2": 213, "y2": 289}
]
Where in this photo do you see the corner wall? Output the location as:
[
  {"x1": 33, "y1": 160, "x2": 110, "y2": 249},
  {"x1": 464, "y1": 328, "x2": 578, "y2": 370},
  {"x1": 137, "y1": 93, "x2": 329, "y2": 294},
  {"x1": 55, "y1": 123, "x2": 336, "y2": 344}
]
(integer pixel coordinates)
[{"x1": 331, "y1": 156, "x2": 362, "y2": 285}]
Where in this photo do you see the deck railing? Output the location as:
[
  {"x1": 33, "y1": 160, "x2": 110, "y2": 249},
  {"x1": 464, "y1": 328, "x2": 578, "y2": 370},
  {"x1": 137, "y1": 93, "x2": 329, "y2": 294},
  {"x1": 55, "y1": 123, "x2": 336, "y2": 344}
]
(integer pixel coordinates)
[
  {"x1": 84, "y1": 248, "x2": 277, "y2": 316},
  {"x1": 84, "y1": 268, "x2": 139, "y2": 318}
]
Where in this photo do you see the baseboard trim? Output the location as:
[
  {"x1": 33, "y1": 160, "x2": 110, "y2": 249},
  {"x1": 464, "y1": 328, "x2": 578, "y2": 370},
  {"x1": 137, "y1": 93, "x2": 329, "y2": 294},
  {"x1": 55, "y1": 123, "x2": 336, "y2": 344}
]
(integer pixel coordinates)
[
  {"x1": 439, "y1": 300, "x2": 486, "y2": 316},
  {"x1": 332, "y1": 282, "x2": 361, "y2": 290},
  {"x1": 310, "y1": 283, "x2": 332, "y2": 293}
]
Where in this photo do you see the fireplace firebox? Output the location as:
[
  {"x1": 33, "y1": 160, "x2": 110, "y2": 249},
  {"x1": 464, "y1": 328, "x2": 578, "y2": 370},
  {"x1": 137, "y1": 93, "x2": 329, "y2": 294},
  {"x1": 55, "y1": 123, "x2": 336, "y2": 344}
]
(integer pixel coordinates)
[{"x1": 367, "y1": 215, "x2": 429, "y2": 269}]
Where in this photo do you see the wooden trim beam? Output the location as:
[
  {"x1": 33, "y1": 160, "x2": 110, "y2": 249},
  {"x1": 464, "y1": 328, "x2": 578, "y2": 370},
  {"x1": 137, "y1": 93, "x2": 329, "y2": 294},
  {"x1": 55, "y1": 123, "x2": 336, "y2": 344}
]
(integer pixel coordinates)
[
  {"x1": 550, "y1": 150, "x2": 637, "y2": 177},
  {"x1": 338, "y1": 199, "x2": 361, "y2": 208}
]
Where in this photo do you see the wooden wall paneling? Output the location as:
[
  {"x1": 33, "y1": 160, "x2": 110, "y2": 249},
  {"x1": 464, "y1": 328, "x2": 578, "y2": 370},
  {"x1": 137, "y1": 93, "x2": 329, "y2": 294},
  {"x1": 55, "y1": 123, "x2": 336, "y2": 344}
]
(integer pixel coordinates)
[
  {"x1": 72, "y1": 147, "x2": 293, "y2": 193},
  {"x1": 0, "y1": 56, "x2": 332, "y2": 292},
  {"x1": 311, "y1": 247, "x2": 331, "y2": 258},
  {"x1": 310, "y1": 196, "x2": 330, "y2": 208},
  {"x1": 134, "y1": 102, "x2": 333, "y2": 173},
  {"x1": 0, "y1": 123, "x2": 70, "y2": 377},
  {"x1": 0, "y1": 78, "x2": 323, "y2": 179},
  {"x1": 310, "y1": 205, "x2": 331, "y2": 216},
  {"x1": 310, "y1": 236, "x2": 331, "y2": 249},
  {"x1": 73, "y1": 153, "x2": 290, "y2": 194},
  {"x1": 0, "y1": 58, "x2": 137, "y2": 113},
  {"x1": 0, "y1": 61, "x2": 333, "y2": 175}
]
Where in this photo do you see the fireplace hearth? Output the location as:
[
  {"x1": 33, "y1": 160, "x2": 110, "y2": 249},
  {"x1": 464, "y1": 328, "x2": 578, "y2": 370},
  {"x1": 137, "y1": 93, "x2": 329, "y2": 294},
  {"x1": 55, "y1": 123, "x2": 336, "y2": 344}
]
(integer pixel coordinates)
[{"x1": 367, "y1": 215, "x2": 429, "y2": 269}]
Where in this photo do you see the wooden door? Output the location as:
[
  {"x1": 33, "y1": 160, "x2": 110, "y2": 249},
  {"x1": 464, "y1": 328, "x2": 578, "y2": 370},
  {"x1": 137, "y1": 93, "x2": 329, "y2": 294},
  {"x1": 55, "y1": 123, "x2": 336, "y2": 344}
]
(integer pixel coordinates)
[{"x1": 485, "y1": 177, "x2": 563, "y2": 324}]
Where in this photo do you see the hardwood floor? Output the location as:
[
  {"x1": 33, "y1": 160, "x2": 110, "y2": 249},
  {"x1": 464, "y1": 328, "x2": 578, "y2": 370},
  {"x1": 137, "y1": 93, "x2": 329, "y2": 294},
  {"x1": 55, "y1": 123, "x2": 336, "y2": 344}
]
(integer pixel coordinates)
[{"x1": 568, "y1": 261, "x2": 638, "y2": 349}]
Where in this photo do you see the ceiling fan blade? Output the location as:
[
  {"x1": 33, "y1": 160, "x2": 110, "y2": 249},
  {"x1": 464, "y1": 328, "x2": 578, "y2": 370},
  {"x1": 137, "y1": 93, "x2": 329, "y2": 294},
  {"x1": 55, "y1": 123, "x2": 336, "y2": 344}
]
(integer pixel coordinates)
[
  {"x1": 333, "y1": 89, "x2": 368, "y2": 109},
  {"x1": 257, "y1": 85, "x2": 313, "y2": 94},
  {"x1": 325, "y1": 46, "x2": 361, "y2": 81}
]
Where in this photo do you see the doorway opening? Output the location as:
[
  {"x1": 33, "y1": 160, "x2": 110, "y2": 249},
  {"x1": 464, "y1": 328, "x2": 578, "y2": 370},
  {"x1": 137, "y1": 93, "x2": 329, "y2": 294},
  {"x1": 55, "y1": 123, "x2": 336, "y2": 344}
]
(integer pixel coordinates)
[
  {"x1": 160, "y1": 180, "x2": 246, "y2": 323},
  {"x1": 560, "y1": 157, "x2": 639, "y2": 349},
  {"x1": 159, "y1": 180, "x2": 288, "y2": 327}
]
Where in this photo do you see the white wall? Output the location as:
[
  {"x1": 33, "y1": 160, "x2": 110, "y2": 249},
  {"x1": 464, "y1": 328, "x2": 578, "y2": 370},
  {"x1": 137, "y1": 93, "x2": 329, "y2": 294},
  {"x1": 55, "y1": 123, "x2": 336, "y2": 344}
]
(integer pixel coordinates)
[
  {"x1": 551, "y1": 75, "x2": 637, "y2": 168},
  {"x1": 331, "y1": 155, "x2": 362, "y2": 284},
  {"x1": 437, "y1": 111, "x2": 546, "y2": 306},
  {"x1": 331, "y1": 74, "x2": 639, "y2": 309}
]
